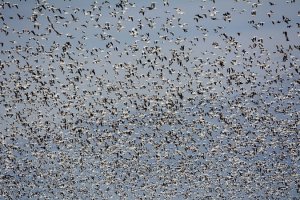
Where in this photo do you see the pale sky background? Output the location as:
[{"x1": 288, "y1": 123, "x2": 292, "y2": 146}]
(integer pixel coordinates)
[{"x1": 0, "y1": 0, "x2": 299, "y2": 199}]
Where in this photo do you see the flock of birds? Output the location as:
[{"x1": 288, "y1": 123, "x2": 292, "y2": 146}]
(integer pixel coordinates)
[{"x1": 0, "y1": 0, "x2": 299, "y2": 199}]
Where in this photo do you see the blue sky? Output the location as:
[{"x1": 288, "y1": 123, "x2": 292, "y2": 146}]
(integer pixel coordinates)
[{"x1": 0, "y1": 0, "x2": 299, "y2": 199}]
